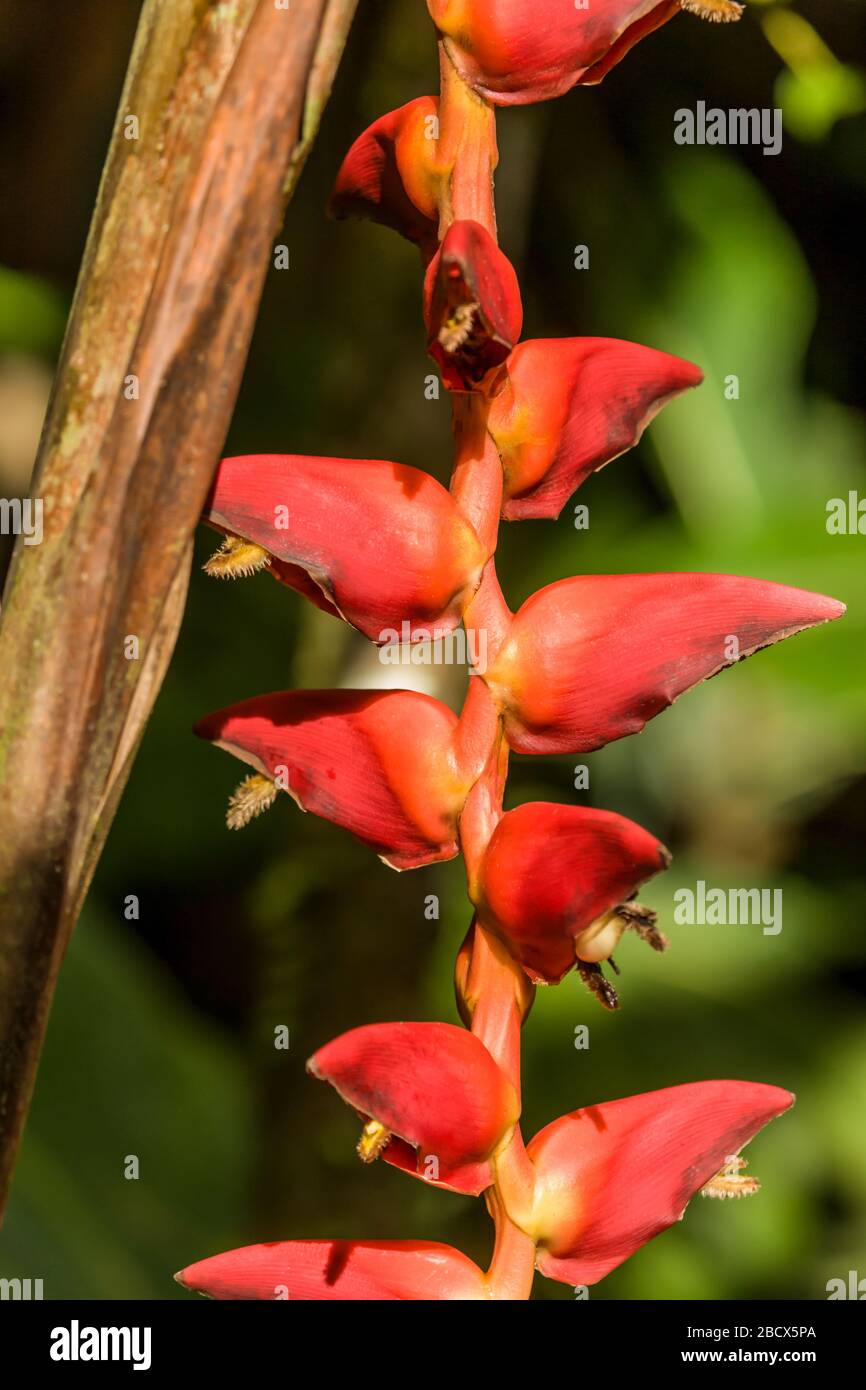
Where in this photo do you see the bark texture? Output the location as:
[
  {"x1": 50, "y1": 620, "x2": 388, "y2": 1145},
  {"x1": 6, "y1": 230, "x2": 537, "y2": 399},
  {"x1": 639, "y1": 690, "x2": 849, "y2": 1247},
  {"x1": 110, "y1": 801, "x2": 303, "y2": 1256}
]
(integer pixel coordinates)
[{"x1": 0, "y1": 0, "x2": 358, "y2": 1216}]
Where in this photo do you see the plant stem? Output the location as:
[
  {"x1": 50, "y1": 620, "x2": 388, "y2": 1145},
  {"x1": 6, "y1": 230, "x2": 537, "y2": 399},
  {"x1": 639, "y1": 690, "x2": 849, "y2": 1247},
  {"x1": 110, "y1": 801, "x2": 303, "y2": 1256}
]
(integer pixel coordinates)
[
  {"x1": 0, "y1": 0, "x2": 358, "y2": 1222},
  {"x1": 435, "y1": 29, "x2": 546, "y2": 1298},
  {"x1": 449, "y1": 394, "x2": 504, "y2": 554},
  {"x1": 465, "y1": 924, "x2": 528, "y2": 1096},
  {"x1": 436, "y1": 40, "x2": 499, "y2": 237},
  {"x1": 485, "y1": 1188, "x2": 537, "y2": 1300}
]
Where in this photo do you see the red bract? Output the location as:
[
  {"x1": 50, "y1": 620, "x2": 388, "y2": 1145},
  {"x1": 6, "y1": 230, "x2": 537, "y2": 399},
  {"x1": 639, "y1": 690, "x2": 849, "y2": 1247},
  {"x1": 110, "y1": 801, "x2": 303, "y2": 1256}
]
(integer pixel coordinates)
[
  {"x1": 489, "y1": 338, "x2": 703, "y2": 520},
  {"x1": 424, "y1": 219, "x2": 523, "y2": 390},
  {"x1": 329, "y1": 97, "x2": 441, "y2": 255},
  {"x1": 475, "y1": 803, "x2": 670, "y2": 984},
  {"x1": 203, "y1": 453, "x2": 486, "y2": 641},
  {"x1": 177, "y1": 1239, "x2": 488, "y2": 1301},
  {"x1": 308, "y1": 1022, "x2": 519, "y2": 1195},
  {"x1": 428, "y1": 0, "x2": 698, "y2": 106},
  {"x1": 486, "y1": 574, "x2": 845, "y2": 754},
  {"x1": 527, "y1": 1081, "x2": 793, "y2": 1285},
  {"x1": 195, "y1": 689, "x2": 471, "y2": 868}
]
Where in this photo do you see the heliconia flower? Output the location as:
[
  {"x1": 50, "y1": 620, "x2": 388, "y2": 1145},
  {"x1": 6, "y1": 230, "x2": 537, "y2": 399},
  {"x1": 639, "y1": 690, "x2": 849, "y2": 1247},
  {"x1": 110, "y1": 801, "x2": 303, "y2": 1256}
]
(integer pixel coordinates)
[
  {"x1": 488, "y1": 338, "x2": 703, "y2": 520},
  {"x1": 423, "y1": 219, "x2": 523, "y2": 391},
  {"x1": 176, "y1": 1238, "x2": 489, "y2": 1300},
  {"x1": 202, "y1": 454, "x2": 486, "y2": 643},
  {"x1": 474, "y1": 803, "x2": 670, "y2": 990},
  {"x1": 427, "y1": 1, "x2": 743, "y2": 107},
  {"x1": 308, "y1": 1022, "x2": 520, "y2": 1195},
  {"x1": 329, "y1": 97, "x2": 442, "y2": 255},
  {"x1": 526, "y1": 1080, "x2": 793, "y2": 1286},
  {"x1": 485, "y1": 574, "x2": 845, "y2": 755},
  {"x1": 194, "y1": 689, "x2": 471, "y2": 869}
]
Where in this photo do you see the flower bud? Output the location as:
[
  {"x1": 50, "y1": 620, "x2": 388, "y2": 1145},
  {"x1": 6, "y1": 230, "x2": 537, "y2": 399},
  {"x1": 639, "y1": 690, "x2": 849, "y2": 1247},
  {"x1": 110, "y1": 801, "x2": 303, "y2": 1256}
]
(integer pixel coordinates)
[
  {"x1": 423, "y1": 219, "x2": 522, "y2": 391},
  {"x1": 329, "y1": 97, "x2": 441, "y2": 255}
]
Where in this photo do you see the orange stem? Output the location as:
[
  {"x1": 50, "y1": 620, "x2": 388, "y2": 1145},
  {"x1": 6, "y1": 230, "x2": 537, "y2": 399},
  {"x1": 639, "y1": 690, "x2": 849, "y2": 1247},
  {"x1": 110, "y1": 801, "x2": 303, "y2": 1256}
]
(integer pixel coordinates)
[
  {"x1": 435, "y1": 25, "x2": 541, "y2": 1301},
  {"x1": 436, "y1": 40, "x2": 498, "y2": 238},
  {"x1": 484, "y1": 1187, "x2": 537, "y2": 1300}
]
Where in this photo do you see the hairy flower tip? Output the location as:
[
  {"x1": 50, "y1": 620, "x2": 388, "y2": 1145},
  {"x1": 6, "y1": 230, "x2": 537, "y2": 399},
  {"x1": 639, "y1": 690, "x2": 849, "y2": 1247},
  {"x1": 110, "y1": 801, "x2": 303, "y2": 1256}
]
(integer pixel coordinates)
[
  {"x1": 617, "y1": 901, "x2": 669, "y2": 952},
  {"x1": 475, "y1": 803, "x2": 669, "y2": 985},
  {"x1": 357, "y1": 1119, "x2": 392, "y2": 1164},
  {"x1": 307, "y1": 1021, "x2": 520, "y2": 1196},
  {"x1": 176, "y1": 1239, "x2": 489, "y2": 1301},
  {"x1": 700, "y1": 1154, "x2": 761, "y2": 1199},
  {"x1": 423, "y1": 220, "x2": 523, "y2": 391},
  {"x1": 329, "y1": 97, "x2": 441, "y2": 256},
  {"x1": 428, "y1": 1, "x2": 683, "y2": 106},
  {"x1": 486, "y1": 573, "x2": 846, "y2": 756},
  {"x1": 527, "y1": 1080, "x2": 793, "y2": 1286},
  {"x1": 225, "y1": 773, "x2": 278, "y2": 830},
  {"x1": 680, "y1": 0, "x2": 743, "y2": 21},
  {"x1": 489, "y1": 338, "x2": 703, "y2": 520},
  {"x1": 203, "y1": 534, "x2": 271, "y2": 580},
  {"x1": 577, "y1": 959, "x2": 620, "y2": 1011},
  {"x1": 195, "y1": 688, "x2": 470, "y2": 870},
  {"x1": 204, "y1": 454, "x2": 486, "y2": 642}
]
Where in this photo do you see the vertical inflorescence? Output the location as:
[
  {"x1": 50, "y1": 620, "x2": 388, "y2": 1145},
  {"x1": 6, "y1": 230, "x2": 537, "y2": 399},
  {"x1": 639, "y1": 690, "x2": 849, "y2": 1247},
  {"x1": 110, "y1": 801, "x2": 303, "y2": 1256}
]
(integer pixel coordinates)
[{"x1": 177, "y1": 2, "x2": 844, "y2": 1300}]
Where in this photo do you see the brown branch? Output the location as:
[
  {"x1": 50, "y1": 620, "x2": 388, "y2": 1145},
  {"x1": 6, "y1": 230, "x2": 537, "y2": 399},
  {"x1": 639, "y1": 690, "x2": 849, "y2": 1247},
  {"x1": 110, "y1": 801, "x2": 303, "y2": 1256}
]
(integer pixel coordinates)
[{"x1": 0, "y1": 0, "x2": 358, "y2": 1218}]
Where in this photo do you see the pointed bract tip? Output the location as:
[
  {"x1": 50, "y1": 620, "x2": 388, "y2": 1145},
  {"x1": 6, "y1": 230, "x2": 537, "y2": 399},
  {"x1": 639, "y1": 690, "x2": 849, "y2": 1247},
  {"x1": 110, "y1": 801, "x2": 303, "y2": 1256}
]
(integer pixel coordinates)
[{"x1": 193, "y1": 712, "x2": 220, "y2": 742}]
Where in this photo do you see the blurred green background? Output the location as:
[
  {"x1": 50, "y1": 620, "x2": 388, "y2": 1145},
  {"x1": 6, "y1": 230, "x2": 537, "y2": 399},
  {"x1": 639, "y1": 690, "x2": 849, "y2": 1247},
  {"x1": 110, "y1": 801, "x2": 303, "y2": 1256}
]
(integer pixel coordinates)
[{"x1": 1, "y1": 0, "x2": 865, "y2": 1300}]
